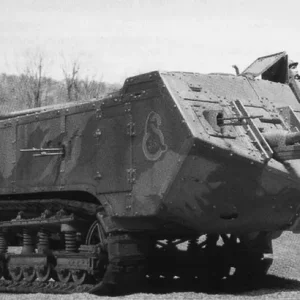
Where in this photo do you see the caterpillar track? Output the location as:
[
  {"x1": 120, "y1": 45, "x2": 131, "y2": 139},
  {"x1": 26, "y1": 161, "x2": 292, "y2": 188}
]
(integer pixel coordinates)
[
  {"x1": 0, "y1": 200, "x2": 273, "y2": 295},
  {"x1": 0, "y1": 203, "x2": 147, "y2": 295},
  {"x1": 0, "y1": 280, "x2": 93, "y2": 294},
  {"x1": 0, "y1": 204, "x2": 274, "y2": 295}
]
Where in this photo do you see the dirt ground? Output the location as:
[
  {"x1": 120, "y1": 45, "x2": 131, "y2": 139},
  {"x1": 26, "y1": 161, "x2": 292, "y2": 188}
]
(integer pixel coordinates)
[{"x1": 2, "y1": 231, "x2": 300, "y2": 300}]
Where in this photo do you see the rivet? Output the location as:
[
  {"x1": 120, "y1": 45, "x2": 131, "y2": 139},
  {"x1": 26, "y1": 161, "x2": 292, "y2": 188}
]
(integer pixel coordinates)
[{"x1": 94, "y1": 172, "x2": 102, "y2": 180}]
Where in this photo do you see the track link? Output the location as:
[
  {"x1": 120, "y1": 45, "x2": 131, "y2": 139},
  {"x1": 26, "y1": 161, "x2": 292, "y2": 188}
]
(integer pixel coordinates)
[{"x1": 0, "y1": 279, "x2": 94, "y2": 294}]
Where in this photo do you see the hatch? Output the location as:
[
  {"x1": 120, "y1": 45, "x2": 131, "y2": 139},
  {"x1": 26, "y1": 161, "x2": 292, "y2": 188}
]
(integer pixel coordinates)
[
  {"x1": 241, "y1": 51, "x2": 288, "y2": 83},
  {"x1": 95, "y1": 105, "x2": 133, "y2": 194}
]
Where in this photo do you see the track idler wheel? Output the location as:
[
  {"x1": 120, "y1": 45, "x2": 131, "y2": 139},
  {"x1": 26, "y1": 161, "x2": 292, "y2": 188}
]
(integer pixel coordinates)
[
  {"x1": 56, "y1": 269, "x2": 72, "y2": 283},
  {"x1": 72, "y1": 269, "x2": 87, "y2": 284},
  {"x1": 23, "y1": 266, "x2": 36, "y2": 282},
  {"x1": 9, "y1": 266, "x2": 23, "y2": 282},
  {"x1": 36, "y1": 264, "x2": 52, "y2": 282}
]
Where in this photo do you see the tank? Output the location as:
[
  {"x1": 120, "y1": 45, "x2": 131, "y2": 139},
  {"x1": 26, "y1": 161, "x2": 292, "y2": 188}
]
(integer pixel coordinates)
[{"x1": 1, "y1": 51, "x2": 300, "y2": 294}]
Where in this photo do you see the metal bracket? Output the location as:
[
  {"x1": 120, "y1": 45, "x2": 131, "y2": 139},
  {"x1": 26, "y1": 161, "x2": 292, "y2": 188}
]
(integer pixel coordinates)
[
  {"x1": 278, "y1": 106, "x2": 300, "y2": 131},
  {"x1": 232, "y1": 100, "x2": 273, "y2": 159},
  {"x1": 126, "y1": 122, "x2": 136, "y2": 136},
  {"x1": 188, "y1": 83, "x2": 202, "y2": 92},
  {"x1": 124, "y1": 102, "x2": 131, "y2": 113},
  {"x1": 218, "y1": 115, "x2": 263, "y2": 126},
  {"x1": 94, "y1": 129, "x2": 102, "y2": 139},
  {"x1": 96, "y1": 108, "x2": 102, "y2": 119},
  {"x1": 20, "y1": 147, "x2": 65, "y2": 157},
  {"x1": 127, "y1": 168, "x2": 136, "y2": 184},
  {"x1": 60, "y1": 114, "x2": 66, "y2": 134}
]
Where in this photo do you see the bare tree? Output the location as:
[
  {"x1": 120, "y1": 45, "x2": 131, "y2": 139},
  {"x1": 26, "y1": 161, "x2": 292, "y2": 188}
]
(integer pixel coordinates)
[
  {"x1": 16, "y1": 50, "x2": 49, "y2": 108},
  {"x1": 61, "y1": 58, "x2": 80, "y2": 102},
  {"x1": 60, "y1": 55, "x2": 121, "y2": 103},
  {"x1": 79, "y1": 75, "x2": 106, "y2": 100}
]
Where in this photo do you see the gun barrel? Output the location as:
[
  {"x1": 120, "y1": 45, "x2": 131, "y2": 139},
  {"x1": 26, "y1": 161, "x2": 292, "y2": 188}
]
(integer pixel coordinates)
[
  {"x1": 285, "y1": 132, "x2": 300, "y2": 145},
  {"x1": 263, "y1": 130, "x2": 300, "y2": 147}
]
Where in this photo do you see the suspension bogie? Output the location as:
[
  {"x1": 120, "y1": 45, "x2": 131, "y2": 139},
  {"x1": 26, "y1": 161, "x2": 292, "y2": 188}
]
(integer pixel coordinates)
[{"x1": 0, "y1": 211, "x2": 106, "y2": 286}]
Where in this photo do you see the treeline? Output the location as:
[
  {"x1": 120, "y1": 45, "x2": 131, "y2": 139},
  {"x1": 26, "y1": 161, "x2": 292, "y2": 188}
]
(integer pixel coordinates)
[
  {"x1": 0, "y1": 51, "x2": 121, "y2": 114},
  {"x1": 0, "y1": 73, "x2": 121, "y2": 114}
]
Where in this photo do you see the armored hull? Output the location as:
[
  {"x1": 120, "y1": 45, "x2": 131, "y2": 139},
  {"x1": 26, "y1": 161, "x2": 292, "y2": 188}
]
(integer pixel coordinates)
[{"x1": 1, "y1": 51, "x2": 300, "y2": 294}]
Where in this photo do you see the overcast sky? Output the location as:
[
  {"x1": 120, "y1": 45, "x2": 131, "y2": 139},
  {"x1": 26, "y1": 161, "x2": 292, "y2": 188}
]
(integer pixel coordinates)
[{"x1": 1, "y1": 0, "x2": 300, "y2": 83}]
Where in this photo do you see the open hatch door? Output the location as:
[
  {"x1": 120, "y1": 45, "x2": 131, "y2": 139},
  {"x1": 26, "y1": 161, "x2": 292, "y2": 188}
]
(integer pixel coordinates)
[
  {"x1": 241, "y1": 51, "x2": 288, "y2": 83},
  {"x1": 242, "y1": 51, "x2": 300, "y2": 103}
]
